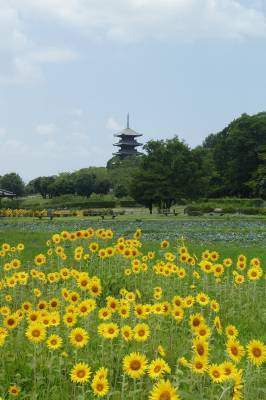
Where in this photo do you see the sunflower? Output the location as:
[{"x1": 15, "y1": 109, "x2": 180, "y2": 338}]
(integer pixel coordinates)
[
  {"x1": 91, "y1": 377, "x2": 109, "y2": 397},
  {"x1": 189, "y1": 313, "x2": 205, "y2": 331},
  {"x1": 63, "y1": 313, "x2": 77, "y2": 327},
  {"x1": 226, "y1": 339, "x2": 245, "y2": 363},
  {"x1": 192, "y1": 337, "x2": 209, "y2": 359},
  {"x1": 34, "y1": 253, "x2": 46, "y2": 266},
  {"x1": 121, "y1": 325, "x2": 134, "y2": 341},
  {"x1": 246, "y1": 339, "x2": 266, "y2": 367},
  {"x1": 134, "y1": 323, "x2": 150, "y2": 342},
  {"x1": 134, "y1": 304, "x2": 147, "y2": 319},
  {"x1": 221, "y1": 361, "x2": 237, "y2": 379},
  {"x1": 98, "y1": 307, "x2": 112, "y2": 320},
  {"x1": 69, "y1": 327, "x2": 89, "y2": 348},
  {"x1": 118, "y1": 304, "x2": 131, "y2": 318},
  {"x1": 157, "y1": 345, "x2": 166, "y2": 357},
  {"x1": 234, "y1": 273, "x2": 245, "y2": 285},
  {"x1": 171, "y1": 307, "x2": 184, "y2": 322},
  {"x1": 149, "y1": 379, "x2": 180, "y2": 400},
  {"x1": 214, "y1": 316, "x2": 222, "y2": 335},
  {"x1": 77, "y1": 275, "x2": 90, "y2": 290},
  {"x1": 8, "y1": 384, "x2": 20, "y2": 397},
  {"x1": 225, "y1": 325, "x2": 238, "y2": 339},
  {"x1": 208, "y1": 364, "x2": 225, "y2": 383},
  {"x1": 191, "y1": 356, "x2": 208, "y2": 374},
  {"x1": 123, "y1": 352, "x2": 148, "y2": 379},
  {"x1": 247, "y1": 267, "x2": 262, "y2": 281},
  {"x1": 70, "y1": 362, "x2": 91, "y2": 384},
  {"x1": 196, "y1": 292, "x2": 209, "y2": 306},
  {"x1": 148, "y1": 358, "x2": 171, "y2": 379},
  {"x1": 195, "y1": 323, "x2": 211, "y2": 339},
  {"x1": 49, "y1": 298, "x2": 60, "y2": 310},
  {"x1": 78, "y1": 300, "x2": 93, "y2": 317},
  {"x1": 4, "y1": 314, "x2": 19, "y2": 330},
  {"x1": 172, "y1": 295, "x2": 183, "y2": 308},
  {"x1": 223, "y1": 257, "x2": 232, "y2": 267},
  {"x1": 25, "y1": 323, "x2": 46, "y2": 343},
  {"x1": 99, "y1": 323, "x2": 119, "y2": 339},
  {"x1": 160, "y1": 240, "x2": 170, "y2": 249},
  {"x1": 47, "y1": 334, "x2": 63, "y2": 350},
  {"x1": 183, "y1": 295, "x2": 194, "y2": 308},
  {"x1": 89, "y1": 278, "x2": 102, "y2": 297},
  {"x1": 210, "y1": 300, "x2": 220, "y2": 313}
]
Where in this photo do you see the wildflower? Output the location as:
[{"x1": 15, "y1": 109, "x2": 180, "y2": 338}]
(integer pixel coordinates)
[{"x1": 123, "y1": 352, "x2": 148, "y2": 379}]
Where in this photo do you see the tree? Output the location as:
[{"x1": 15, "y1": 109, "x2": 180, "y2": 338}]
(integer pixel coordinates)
[
  {"x1": 28, "y1": 176, "x2": 56, "y2": 198},
  {"x1": 107, "y1": 156, "x2": 142, "y2": 198},
  {"x1": 203, "y1": 112, "x2": 266, "y2": 196},
  {"x1": 130, "y1": 137, "x2": 210, "y2": 212},
  {"x1": 0, "y1": 173, "x2": 25, "y2": 196},
  {"x1": 73, "y1": 170, "x2": 96, "y2": 197}
]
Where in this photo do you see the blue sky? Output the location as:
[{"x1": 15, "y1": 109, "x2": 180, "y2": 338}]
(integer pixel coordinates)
[{"x1": 1, "y1": 0, "x2": 266, "y2": 182}]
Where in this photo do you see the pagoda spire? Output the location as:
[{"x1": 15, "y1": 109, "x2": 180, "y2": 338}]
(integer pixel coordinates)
[{"x1": 113, "y1": 114, "x2": 143, "y2": 159}]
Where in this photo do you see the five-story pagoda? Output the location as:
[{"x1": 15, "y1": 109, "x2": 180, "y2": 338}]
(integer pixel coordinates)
[{"x1": 113, "y1": 114, "x2": 143, "y2": 158}]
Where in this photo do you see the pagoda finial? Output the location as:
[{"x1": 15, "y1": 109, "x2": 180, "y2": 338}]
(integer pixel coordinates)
[{"x1": 127, "y1": 113, "x2": 129, "y2": 129}]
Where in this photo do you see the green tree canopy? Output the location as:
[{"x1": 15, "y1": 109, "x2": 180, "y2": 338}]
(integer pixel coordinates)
[{"x1": 0, "y1": 173, "x2": 25, "y2": 196}]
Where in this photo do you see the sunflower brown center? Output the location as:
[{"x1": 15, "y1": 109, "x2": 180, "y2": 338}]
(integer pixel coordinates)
[
  {"x1": 75, "y1": 334, "x2": 83, "y2": 342},
  {"x1": 197, "y1": 344, "x2": 204, "y2": 356},
  {"x1": 130, "y1": 360, "x2": 141, "y2": 370},
  {"x1": 138, "y1": 329, "x2": 145, "y2": 337},
  {"x1": 96, "y1": 383, "x2": 104, "y2": 391},
  {"x1": 193, "y1": 318, "x2": 200, "y2": 327},
  {"x1": 159, "y1": 391, "x2": 171, "y2": 400},
  {"x1": 32, "y1": 329, "x2": 41, "y2": 337},
  {"x1": 252, "y1": 347, "x2": 261, "y2": 357},
  {"x1": 213, "y1": 370, "x2": 220, "y2": 378},
  {"x1": 231, "y1": 346, "x2": 238, "y2": 356},
  {"x1": 154, "y1": 365, "x2": 161, "y2": 373},
  {"x1": 195, "y1": 361, "x2": 203, "y2": 369},
  {"x1": 77, "y1": 370, "x2": 86, "y2": 378}
]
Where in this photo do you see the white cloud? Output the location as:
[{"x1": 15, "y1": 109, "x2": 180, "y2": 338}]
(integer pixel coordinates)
[
  {"x1": 31, "y1": 48, "x2": 78, "y2": 63},
  {"x1": 0, "y1": 1, "x2": 266, "y2": 85},
  {"x1": 106, "y1": 117, "x2": 123, "y2": 131},
  {"x1": 36, "y1": 123, "x2": 58, "y2": 136},
  {"x1": 0, "y1": 1, "x2": 77, "y2": 85},
  {"x1": 2, "y1": 139, "x2": 28, "y2": 155},
  {"x1": 12, "y1": 0, "x2": 266, "y2": 42}
]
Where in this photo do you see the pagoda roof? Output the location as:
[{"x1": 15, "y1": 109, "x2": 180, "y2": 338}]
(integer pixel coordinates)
[
  {"x1": 114, "y1": 140, "x2": 142, "y2": 147},
  {"x1": 114, "y1": 127, "x2": 142, "y2": 138},
  {"x1": 113, "y1": 149, "x2": 143, "y2": 156}
]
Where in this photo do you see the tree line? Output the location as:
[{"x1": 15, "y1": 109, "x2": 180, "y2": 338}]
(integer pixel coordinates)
[{"x1": 1, "y1": 112, "x2": 266, "y2": 210}]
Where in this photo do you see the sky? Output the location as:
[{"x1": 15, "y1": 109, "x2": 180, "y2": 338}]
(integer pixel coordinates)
[{"x1": 1, "y1": 0, "x2": 266, "y2": 182}]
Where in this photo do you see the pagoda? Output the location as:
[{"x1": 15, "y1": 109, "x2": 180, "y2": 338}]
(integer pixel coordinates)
[{"x1": 113, "y1": 114, "x2": 143, "y2": 158}]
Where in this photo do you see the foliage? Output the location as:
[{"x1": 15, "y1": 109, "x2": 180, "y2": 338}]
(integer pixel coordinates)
[
  {"x1": 203, "y1": 112, "x2": 266, "y2": 197},
  {"x1": 27, "y1": 168, "x2": 111, "y2": 199},
  {"x1": 0, "y1": 172, "x2": 25, "y2": 196},
  {"x1": 130, "y1": 137, "x2": 213, "y2": 213},
  {"x1": 107, "y1": 156, "x2": 142, "y2": 198}
]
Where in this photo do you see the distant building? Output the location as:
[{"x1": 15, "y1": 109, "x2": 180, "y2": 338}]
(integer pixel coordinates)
[
  {"x1": 0, "y1": 189, "x2": 15, "y2": 198},
  {"x1": 113, "y1": 114, "x2": 143, "y2": 159}
]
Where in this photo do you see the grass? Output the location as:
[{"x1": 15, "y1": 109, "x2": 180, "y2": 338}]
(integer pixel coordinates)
[{"x1": 0, "y1": 216, "x2": 265, "y2": 399}]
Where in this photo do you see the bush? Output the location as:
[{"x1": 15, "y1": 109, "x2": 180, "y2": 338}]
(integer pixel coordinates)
[{"x1": 119, "y1": 200, "x2": 140, "y2": 208}]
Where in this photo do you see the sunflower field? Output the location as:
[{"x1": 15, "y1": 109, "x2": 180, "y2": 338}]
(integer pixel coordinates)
[{"x1": 0, "y1": 226, "x2": 265, "y2": 400}]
